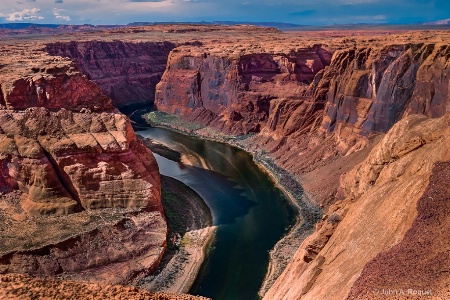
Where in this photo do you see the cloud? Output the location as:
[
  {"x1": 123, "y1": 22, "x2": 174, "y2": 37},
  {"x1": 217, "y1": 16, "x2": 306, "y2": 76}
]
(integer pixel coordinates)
[
  {"x1": 55, "y1": 0, "x2": 64, "y2": 3},
  {"x1": 5, "y1": 8, "x2": 44, "y2": 21},
  {"x1": 127, "y1": 0, "x2": 166, "y2": 2},
  {"x1": 372, "y1": 14, "x2": 386, "y2": 20},
  {"x1": 53, "y1": 8, "x2": 71, "y2": 21}
]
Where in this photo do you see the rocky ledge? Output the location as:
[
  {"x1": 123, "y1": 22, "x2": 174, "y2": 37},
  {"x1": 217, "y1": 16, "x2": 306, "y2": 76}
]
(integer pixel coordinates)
[
  {"x1": 264, "y1": 113, "x2": 450, "y2": 299},
  {"x1": 0, "y1": 44, "x2": 165, "y2": 287}
]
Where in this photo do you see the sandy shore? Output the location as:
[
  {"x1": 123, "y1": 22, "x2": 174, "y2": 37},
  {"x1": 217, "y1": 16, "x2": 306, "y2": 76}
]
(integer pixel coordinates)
[
  {"x1": 140, "y1": 226, "x2": 216, "y2": 294},
  {"x1": 136, "y1": 175, "x2": 214, "y2": 295}
]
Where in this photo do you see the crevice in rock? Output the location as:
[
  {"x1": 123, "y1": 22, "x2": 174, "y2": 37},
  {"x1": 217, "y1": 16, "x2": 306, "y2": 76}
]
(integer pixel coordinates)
[
  {"x1": 41, "y1": 148, "x2": 84, "y2": 211},
  {"x1": 0, "y1": 84, "x2": 5, "y2": 107},
  {"x1": 196, "y1": 71, "x2": 202, "y2": 98}
]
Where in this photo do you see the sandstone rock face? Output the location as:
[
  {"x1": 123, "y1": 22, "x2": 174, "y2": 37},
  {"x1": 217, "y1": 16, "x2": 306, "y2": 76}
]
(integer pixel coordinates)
[
  {"x1": 0, "y1": 46, "x2": 165, "y2": 286},
  {"x1": 320, "y1": 44, "x2": 450, "y2": 137},
  {"x1": 0, "y1": 63, "x2": 113, "y2": 111},
  {"x1": 155, "y1": 45, "x2": 332, "y2": 135},
  {"x1": 263, "y1": 114, "x2": 450, "y2": 300},
  {"x1": 46, "y1": 41, "x2": 177, "y2": 109},
  {"x1": 0, "y1": 109, "x2": 161, "y2": 215},
  {"x1": 347, "y1": 160, "x2": 450, "y2": 300},
  {"x1": 250, "y1": 44, "x2": 450, "y2": 178},
  {"x1": 155, "y1": 42, "x2": 450, "y2": 179}
]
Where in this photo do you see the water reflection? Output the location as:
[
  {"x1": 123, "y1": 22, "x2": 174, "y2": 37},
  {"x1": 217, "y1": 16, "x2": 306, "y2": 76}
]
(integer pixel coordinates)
[{"x1": 137, "y1": 127, "x2": 296, "y2": 300}]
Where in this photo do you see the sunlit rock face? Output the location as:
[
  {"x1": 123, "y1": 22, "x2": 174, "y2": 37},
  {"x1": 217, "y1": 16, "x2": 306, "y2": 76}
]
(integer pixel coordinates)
[
  {"x1": 155, "y1": 45, "x2": 332, "y2": 135},
  {"x1": 0, "y1": 44, "x2": 165, "y2": 285}
]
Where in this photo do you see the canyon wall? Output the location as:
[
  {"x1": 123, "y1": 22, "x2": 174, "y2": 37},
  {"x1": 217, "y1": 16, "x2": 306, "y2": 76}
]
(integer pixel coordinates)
[
  {"x1": 155, "y1": 42, "x2": 449, "y2": 176},
  {"x1": 258, "y1": 42, "x2": 450, "y2": 300},
  {"x1": 0, "y1": 46, "x2": 165, "y2": 285},
  {"x1": 155, "y1": 45, "x2": 332, "y2": 135},
  {"x1": 46, "y1": 41, "x2": 177, "y2": 109},
  {"x1": 264, "y1": 113, "x2": 450, "y2": 300}
]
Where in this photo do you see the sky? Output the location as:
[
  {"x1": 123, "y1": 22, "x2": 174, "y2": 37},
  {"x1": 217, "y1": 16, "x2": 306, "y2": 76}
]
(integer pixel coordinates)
[{"x1": 0, "y1": 0, "x2": 449, "y2": 25}]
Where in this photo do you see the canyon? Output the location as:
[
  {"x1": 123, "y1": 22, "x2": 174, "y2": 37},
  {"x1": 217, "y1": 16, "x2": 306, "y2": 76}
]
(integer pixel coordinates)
[{"x1": 0, "y1": 25, "x2": 449, "y2": 299}]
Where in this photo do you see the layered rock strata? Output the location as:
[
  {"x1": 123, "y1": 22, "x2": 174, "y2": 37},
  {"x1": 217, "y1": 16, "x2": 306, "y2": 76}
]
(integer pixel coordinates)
[
  {"x1": 264, "y1": 114, "x2": 450, "y2": 299},
  {"x1": 155, "y1": 45, "x2": 332, "y2": 135},
  {"x1": 0, "y1": 46, "x2": 165, "y2": 286},
  {"x1": 46, "y1": 41, "x2": 177, "y2": 109}
]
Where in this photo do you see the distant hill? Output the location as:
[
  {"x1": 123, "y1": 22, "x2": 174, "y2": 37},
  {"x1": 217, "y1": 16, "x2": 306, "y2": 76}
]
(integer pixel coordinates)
[
  {"x1": 127, "y1": 21, "x2": 305, "y2": 29},
  {"x1": 0, "y1": 23, "x2": 60, "y2": 29},
  {"x1": 424, "y1": 18, "x2": 450, "y2": 25},
  {"x1": 0, "y1": 21, "x2": 304, "y2": 31}
]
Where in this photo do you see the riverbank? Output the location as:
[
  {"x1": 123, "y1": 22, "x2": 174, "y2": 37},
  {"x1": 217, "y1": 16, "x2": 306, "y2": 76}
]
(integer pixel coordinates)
[
  {"x1": 137, "y1": 175, "x2": 215, "y2": 295},
  {"x1": 144, "y1": 111, "x2": 322, "y2": 296},
  {"x1": 137, "y1": 134, "x2": 182, "y2": 162}
]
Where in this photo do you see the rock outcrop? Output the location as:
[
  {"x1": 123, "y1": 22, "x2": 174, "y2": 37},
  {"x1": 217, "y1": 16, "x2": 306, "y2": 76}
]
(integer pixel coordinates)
[
  {"x1": 263, "y1": 114, "x2": 450, "y2": 300},
  {"x1": 155, "y1": 45, "x2": 332, "y2": 135},
  {"x1": 46, "y1": 41, "x2": 177, "y2": 109},
  {"x1": 0, "y1": 108, "x2": 161, "y2": 216},
  {"x1": 0, "y1": 62, "x2": 112, "y2": 111},
  {"x1": 0, "y1": 44, "x2": 165, "y2": 286}
]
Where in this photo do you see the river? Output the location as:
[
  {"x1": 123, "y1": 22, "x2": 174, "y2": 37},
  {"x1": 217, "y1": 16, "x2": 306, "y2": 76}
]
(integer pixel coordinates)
[{"x1": 137, "y1": 127, "x2": 296, "y2": 300}]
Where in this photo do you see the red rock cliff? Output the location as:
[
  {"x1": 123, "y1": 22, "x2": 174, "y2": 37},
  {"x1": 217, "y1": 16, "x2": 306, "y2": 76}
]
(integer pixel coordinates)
[
  {"x1": 0, "y1": 44, "x2": 165, "y2": 286},
  {"x1": 155, "y1": 44, "x2": 332, "y2": 135},
  {"x1": 220, "y1": 42, "x2": 448, "y2": 202},
  {"x1": 46, "y1": 41, "x2": 176, "y2": 109},
  {"x1": 155, "y1": 42, "x2": 449, "y2": 175}
]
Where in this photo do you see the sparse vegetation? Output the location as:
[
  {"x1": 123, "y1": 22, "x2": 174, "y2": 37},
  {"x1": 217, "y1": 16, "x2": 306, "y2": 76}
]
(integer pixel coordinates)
[
  {"x1": 137, "y1": 175, "x2": 213, "y2": 291},
  {"x1": 145, "y1": 111, "x2": 204, "y2": 132},
  {"x1": 328, "y1": 212, "x2": 342, "y2": 224}
]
